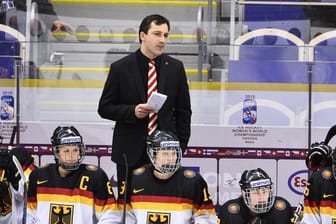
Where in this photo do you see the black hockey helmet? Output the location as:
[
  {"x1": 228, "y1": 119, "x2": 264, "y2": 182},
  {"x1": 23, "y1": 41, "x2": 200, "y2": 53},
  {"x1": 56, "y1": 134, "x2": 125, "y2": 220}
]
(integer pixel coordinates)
[
  {"x1": 239, "y1": 168, "x2": 274, "y2": 213},
  {"x1": 51, "y1": 126, "x2": 85, "y2": 171},
  {"x1": 147, "y1": 130, "x2": 182, "y2": 175},
  {"x1": 239, "y1": 168, "x2": 272, "y2": 189}
]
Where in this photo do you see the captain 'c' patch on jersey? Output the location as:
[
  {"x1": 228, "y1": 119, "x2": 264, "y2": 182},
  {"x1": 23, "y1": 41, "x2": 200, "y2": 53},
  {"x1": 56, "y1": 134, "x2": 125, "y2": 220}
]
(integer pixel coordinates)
[
  {"x1": 183, "y1": 169, "x2": 196, "y2": 178},
  {"x1": 147, "y1": 211, "x2": 171, "y2": 224},
  {"x1": 274, "y1": 199, "x2": 286, "y2": 211},
  {"x1": 322, "y1": 169, "x2": 333, "y2": 180},
  {"x1": 49, "y1": 203, "x2": 74, "y2": 224}
]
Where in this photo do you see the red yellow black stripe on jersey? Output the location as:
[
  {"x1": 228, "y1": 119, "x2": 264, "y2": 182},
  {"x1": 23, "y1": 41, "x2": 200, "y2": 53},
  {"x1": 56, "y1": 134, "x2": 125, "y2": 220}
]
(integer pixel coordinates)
[
  {"x1": 27, "y1": 186, "x2": 116, "y2": 212},
  {"x1": 302, "y1": 167, "x2": 336, "y2": 223},
  {"x1": 129, "y1": 195, "x2": 215, "y2": 214},
  {"x1": 303, "y1": 200, "x2": 336, "y2": 216},
  {"x1": 23, "y1": 163, "x2": 37, "y2": 176},
  {"x1": 27, "y1": 164, "x2": 118, "y2": 212}
]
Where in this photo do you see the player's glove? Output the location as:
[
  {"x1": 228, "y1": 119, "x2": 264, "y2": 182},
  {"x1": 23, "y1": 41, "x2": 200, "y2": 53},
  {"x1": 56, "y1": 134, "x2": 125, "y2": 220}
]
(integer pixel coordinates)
[
  {"x1": 5, "y1": 147, "x2": 34, "y2": 190},
  {"x1": 10, "y1": 147, "x2": 34, "y2": 168},
  {"x1": 306, "y1": 142, "x2": 333, "y2": 171}
]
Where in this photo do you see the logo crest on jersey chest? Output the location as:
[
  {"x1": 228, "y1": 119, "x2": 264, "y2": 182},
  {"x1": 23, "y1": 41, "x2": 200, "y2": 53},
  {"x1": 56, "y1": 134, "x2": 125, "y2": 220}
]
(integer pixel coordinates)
[
  {"x1": 50, "y1": 203, "x2": 74, "y2": 224},
  {"x1": 0, "y1": 182, "x2": 12, "y2": 216},
  {"x1": 146, "y1": 211, "x2": 171, "y2": 224}
]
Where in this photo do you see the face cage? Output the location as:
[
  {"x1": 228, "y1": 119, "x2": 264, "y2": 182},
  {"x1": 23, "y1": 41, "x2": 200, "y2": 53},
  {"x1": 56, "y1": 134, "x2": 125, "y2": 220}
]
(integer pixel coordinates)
[
  {"x1": 242, "y1": 185, "x2": 275, "y2": 214},
  {"x1": 148, "y1": 146, "x2": 182, "y2": 174},
  {"x1": 53, "y1": 143, "x2": 85, "y2": 171}
]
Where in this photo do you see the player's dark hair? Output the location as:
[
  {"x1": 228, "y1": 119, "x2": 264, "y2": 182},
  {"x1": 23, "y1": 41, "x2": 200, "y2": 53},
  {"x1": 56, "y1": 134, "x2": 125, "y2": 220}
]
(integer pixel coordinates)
[{"x1": 138, "y1": 14, "x2": 170, "y2": 43}]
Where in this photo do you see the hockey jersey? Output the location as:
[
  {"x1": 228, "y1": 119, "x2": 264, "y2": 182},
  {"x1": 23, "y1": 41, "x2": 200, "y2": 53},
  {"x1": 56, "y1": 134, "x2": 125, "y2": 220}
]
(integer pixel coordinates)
[
  {"x1": 27, "y1": 163, "x2": 121, "y2": 224},
  {"x1": 301, "y1": 167, "x2": 336, "y2": 224},
  {"x1": 124, "y1": 165, "x2": 217, "y2": 224},
  {"x1": 217, "y1": 195, "x2": 293, "y2": 224},
  {"x1": 0, "y1": 162, "x2": 35, "y2": 224}
]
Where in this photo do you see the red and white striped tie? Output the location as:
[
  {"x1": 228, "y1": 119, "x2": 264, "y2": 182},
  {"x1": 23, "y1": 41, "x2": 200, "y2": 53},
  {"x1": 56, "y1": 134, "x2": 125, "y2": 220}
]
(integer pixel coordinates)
[{"x1": 147, "y1": 60, "x2": 158, "y2": 136}]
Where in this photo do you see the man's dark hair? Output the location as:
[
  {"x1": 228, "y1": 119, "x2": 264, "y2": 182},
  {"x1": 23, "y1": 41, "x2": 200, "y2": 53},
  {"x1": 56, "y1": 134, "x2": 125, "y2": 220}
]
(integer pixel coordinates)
[{"x1": 138, "y1": 14, "x2": 170, "y2": 43}]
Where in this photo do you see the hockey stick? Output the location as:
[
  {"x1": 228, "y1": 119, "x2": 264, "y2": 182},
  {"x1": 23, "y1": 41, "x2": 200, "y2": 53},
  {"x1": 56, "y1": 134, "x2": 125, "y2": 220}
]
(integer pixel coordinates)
[
  {"x1": 324, "y1": 124, "x2": 336, "y2": 145},
  {"x1": 9, "y1": 125, "x2": 27, "y2": 224},
  {"x1": 121, "y1": 153, "x2": 128, "y2": 224},
  {"x1": 12, "y1": 155, "x2": 28, "y2": 224},
  {"x1": 9, "y1": 126, "x2": 17, "y2": 147},
  {"x1": 12, "y1": 155, "x2": 27, "y2": 185}
]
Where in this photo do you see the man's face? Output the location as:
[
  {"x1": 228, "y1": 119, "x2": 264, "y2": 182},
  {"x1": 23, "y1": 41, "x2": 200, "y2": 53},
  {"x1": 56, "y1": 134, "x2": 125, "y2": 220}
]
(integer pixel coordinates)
[{"x1": 140, "y1": 22, "x2": 169, "y2": 59}]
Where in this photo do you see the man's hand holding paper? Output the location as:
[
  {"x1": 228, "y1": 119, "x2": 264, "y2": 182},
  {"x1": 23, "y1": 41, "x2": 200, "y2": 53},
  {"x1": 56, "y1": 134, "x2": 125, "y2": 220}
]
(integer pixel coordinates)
[{"x1": 146, "y1": 92, "x2": 167, "y2": 112}]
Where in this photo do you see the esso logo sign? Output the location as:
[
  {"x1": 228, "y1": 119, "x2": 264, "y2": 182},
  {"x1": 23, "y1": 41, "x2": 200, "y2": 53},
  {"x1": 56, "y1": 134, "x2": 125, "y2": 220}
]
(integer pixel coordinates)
[{"x1": 288, "y1": 170, "x2": 308, "y2": 195}]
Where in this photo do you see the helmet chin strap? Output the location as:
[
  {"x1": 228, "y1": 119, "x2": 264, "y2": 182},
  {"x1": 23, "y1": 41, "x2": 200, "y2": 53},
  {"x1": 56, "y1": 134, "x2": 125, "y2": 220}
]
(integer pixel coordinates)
[
  {"x1": 58, "y1": 161, "x2": 80, "y2": 171},
  {"x1": 152, "y1": 164, "x2": 175, "y2": 179},
  {"x1": 154, "y1": 164, "x2": 173, "y2": 173}
]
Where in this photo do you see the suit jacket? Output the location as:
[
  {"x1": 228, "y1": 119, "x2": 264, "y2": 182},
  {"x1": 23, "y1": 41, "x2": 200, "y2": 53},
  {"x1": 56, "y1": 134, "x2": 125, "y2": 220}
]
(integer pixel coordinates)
[{"x1": 98, "y1": 51, "x2": 192, "y2": 166}]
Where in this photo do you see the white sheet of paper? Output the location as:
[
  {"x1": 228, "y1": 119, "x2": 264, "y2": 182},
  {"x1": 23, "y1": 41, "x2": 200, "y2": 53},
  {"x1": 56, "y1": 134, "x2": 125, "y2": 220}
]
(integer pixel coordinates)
[{"x1": 147, "y1": 92, "x2": 167, "y2": 112}]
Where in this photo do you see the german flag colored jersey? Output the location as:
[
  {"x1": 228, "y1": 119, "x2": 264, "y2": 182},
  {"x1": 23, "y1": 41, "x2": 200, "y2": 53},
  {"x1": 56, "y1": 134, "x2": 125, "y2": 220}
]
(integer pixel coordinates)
[
  {"x1": 27, "y1": 163, "x2": 120, "y2": 224},
  {"x1": 0, "y1": 162, "x2": 36, "y2": 224},
  {"x1": 124, "y1": 165, "x2": 217, "y2": 224},
  {"x1": 301, "y1": 167, "x2": 336, "y2": 224},
  {"x1": 217, "y1": 196, "x2": 293, "y2": 224}
]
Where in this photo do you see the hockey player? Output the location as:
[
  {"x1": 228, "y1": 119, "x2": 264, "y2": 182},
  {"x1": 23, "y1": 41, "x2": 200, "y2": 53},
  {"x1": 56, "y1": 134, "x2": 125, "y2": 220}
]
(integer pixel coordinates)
[
  {"x1": 300, "y1": 148, "x2": 336, "y2": 223},
  {"x1": 0, "y1": 146, "x2": 37, "y2": 224},
  {"x1": 27, "y1": 126, "x2": 121, "y2": 224},
  {"x1": 293, "y1": 124, "x2": 336, "y2": 224},
  {"x1": 217, "y1": 168, "x2": 293, "y2": 224},
  {"x1": 123, "y1": 130, "x2": 217, "y2": 224}
]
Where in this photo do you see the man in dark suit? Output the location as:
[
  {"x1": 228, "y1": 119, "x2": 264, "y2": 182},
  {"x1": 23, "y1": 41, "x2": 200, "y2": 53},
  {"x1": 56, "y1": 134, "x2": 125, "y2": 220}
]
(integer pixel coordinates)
[{"x1": 98, "y1": 14, "x2": 192, "y2": 198}]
